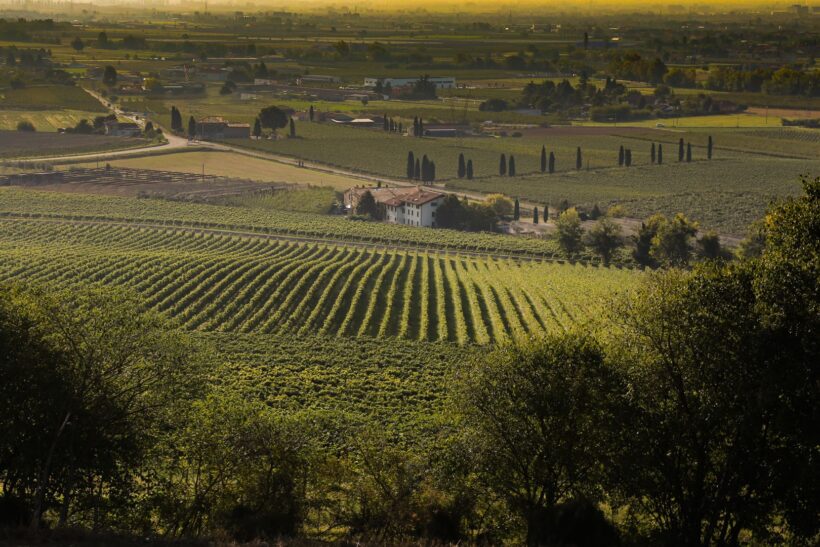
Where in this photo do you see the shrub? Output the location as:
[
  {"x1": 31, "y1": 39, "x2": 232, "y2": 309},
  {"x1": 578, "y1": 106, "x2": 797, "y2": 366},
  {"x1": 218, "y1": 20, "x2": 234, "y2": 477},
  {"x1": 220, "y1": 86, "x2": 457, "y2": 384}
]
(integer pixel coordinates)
[{"x1": 16, "y1": 120, "x2": 35, "y2": 132}]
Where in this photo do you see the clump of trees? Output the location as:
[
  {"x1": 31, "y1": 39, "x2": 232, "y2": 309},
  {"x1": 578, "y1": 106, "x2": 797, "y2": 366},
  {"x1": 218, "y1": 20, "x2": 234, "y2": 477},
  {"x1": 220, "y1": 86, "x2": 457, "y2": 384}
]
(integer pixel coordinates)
[
  {"x1": 435, "y1": 194, "x2": 498, "y2": 232},
  {"x1": 15, "y1": 120, "x2": 35, "y2": 132},
  {"x1": 633, "y1": 212, "x2": 699, "y2": 268},
  {"x1": 258, "y1": 105, "x2": 290, "y2": 133}
]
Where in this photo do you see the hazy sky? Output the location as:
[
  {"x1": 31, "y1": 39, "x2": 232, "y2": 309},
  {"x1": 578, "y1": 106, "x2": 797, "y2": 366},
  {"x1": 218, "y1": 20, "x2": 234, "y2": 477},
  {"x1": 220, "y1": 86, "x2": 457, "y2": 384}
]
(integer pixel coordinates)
[{"x1": 30, "y1": 1, "x2": 806, "y2": 9}]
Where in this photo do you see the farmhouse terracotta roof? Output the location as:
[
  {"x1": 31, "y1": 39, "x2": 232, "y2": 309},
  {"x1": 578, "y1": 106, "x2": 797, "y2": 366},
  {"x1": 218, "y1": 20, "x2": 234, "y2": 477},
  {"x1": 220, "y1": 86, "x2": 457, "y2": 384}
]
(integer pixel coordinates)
[
  {"x1": 356, "y1": 186, "x2": 443, "y2": 207},
  {"x1": 401, "y1": 187, "x2": 444, "y2": 205}
]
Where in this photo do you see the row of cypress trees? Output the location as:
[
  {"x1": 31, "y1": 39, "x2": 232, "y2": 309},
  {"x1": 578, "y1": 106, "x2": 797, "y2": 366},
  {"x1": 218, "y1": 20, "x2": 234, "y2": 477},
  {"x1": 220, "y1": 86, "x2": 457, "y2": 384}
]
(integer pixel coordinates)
[
  {"x1": 406, "y1": 151, "x2": 436, "y2": 183},
  {"x1": 170, "y1": 106, "x2": 196, "y2": 137},
  {"x1": 412, "y1": 117, "x2": 425, "y2": 137},
  {"x1": 404, "y1": 136, "x2": 714, "y2": 183},
  {"x1": 457, "y1": 153, "x2": 474, "y2": 180},
  {"x1": 382, "y1": 114, "x2": 403, "y2": 133},
  {"x1": 620, "y1": 136, "x2": 713, "y2": 167},
  {"x1": 498, "y1": 154, "x2": 516, "y2": 176},
  {"x1": 540, "y1": 145, "x2": 557, "y2": 173}
]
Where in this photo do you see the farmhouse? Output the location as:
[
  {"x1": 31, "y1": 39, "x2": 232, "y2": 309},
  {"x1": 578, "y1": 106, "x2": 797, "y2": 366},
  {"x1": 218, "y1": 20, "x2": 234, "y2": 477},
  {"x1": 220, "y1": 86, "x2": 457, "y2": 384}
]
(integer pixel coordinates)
[
  {"x1": 344, "y1": 186, "x2": 446, "y2": 228},
  {"x1": 363, "y1": 76, "x2": 456, "y2": 89},
  {"x1": 195, "y1": 117, "x2": 251, "y2": 140},
  {"x1": 104, "y1": 121, "x2": 142, "y2": 137},
  {"x1": 422, "y1": 123, "x2": 470, "y2": 137}
]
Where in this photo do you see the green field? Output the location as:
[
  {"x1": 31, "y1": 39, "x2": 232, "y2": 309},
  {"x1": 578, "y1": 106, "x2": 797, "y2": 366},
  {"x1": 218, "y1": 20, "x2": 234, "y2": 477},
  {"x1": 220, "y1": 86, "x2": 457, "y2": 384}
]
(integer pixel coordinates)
[
  {"x1": 448, "y1": 157, "x2": 811, "y2": 235},
  {"x1": 0, "y1": 130, "x2": 150, "y2": 158},
  {"x1": 0, "y1": 85, "x2": 106, "y2": 111},
  {"x1": 0, "y1": 215, "x2": 635, "y2": 345},
  {"x1": 221, "y1": 123, "x2": 816, "y2": 235},
  {"x1": 76, "y1": 150, "x2": 368, "y2": 190},
  {"x1": 0, "y1": 109, "x2": 112, "y2": 132},
  {"x1": 213, "y1": 186, "x2": 339, "y2": 214},
  {"x1": 0, "y1": 187, "x2": 597, "y2": 259},
  {"x1": 203, "y1": 331, "x2": 473, "y2": 434}
]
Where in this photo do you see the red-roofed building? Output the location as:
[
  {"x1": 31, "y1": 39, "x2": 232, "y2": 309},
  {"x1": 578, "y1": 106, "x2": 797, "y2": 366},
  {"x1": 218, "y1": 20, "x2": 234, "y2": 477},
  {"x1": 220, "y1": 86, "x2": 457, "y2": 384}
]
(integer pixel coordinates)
[{"x1": 344, "y1": 186, "x2": 446, "y2": 227}]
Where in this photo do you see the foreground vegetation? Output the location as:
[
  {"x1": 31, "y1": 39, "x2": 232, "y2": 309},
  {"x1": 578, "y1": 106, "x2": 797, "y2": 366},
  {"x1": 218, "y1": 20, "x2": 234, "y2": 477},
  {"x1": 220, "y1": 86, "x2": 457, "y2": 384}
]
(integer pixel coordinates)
[{"x1": 1, "y1": 177, "x2": 816, "y2": 545}]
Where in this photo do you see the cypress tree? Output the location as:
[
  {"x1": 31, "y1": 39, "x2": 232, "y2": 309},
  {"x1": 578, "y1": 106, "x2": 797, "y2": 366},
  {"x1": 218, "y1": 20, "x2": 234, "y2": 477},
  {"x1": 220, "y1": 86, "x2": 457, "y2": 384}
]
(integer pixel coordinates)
[
  {"x1": 187, "y1": 116, "x2": 196, "y2": 138},
  {"x1": 289, "y1": 118, "x2": 296, "y2": 137},
  {"x1": 625, "y1": 149, "x2": 632, "y2": 167},
  {"x1": 430, "y1": 161, "x2": 436, "y2": 182},
  {"x1": 407, "y1": 151, "x2": 415, "y2": 180},
  {"x1": 591, "y1": 204, "x2": 601, "y2": 219},
  {"x1": 549, "y1": 152, "x2": 555, "y2": 173},
  {"x1": 514, "y1": 198, "x2": 520, "y2": 220},
  {"x1": 678, "y1": 138, "x2": 685, "y2": 161},
  {"x1": 543, "y1": 205, "x2": 549, "y2": 222},
  {"x1": 533, "y1": 206, "x2": 539, "y2": 224},
  {"x1": 414, "y1": 158, "x2": 421, "y2": 180},
  {"x1": 686, "y1": 142, "x2": 692, "y2": 162},
  {"x1": 651, "y1": 142, "x2": 656, "y2": 164},
  {"x1": 170, "y1": 106, "x2": 180, "y2": 131},
  {"x1": 499, "y1": 153, "x2": 507, "y2": 176},
  {"x1": 466, "y1": 159, "x2": 473, "y2": 180},
  {"x1": 619, "y1": 145, "x2": 625, "y2": 166},
  {"x1": 253, "y1": 117, "x2": 262, "y2": 138},
  {"x1": 576, "y1": 147, "x2": 582, "y2": 170},
  {"x1": 658, "y1": 143, "x2": 663, "y2": 164},
  {"x1": 309, "y1": 105, "x2": 314, "y2": 122},
  {"x1": 383, "y1": 114, "x2": 389, "y2": 131},
  {"x1": 458, "y1": 153, "x2": 466, "y2": 178},
  {"x1": 413, "y1": 116, "x2": 419, "y2": 137},
  {"x1": 508, "y1": 155, "x2": 516, "y2": 176},
  {"x1": 707, "y1": 135, "x2": 713, "y2": 159},
  {"x1": 422, "y1": 155, "x2": 429, "y2": 182},
  {"x1": 418, "y1": 118, "x2": 424, "y2": 137},
  {"x1": 540, "y1": 145, "x2": 547, "y2": 172}
]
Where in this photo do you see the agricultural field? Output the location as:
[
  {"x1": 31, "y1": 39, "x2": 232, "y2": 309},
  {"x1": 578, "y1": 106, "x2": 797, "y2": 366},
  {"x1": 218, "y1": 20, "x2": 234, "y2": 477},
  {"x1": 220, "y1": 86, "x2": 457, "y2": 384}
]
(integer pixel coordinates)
[
  {"x1": 213, "y1": 186, "x2": 339, "y2": 214},
  {"x1": 0, "y1": 130, "x2": 150, "y2": 158},
  {"x1": 0, "y1": 216, "x2": 636, "y2": 345},
  {"x1": 577, "y1": 112, "x2": 790, "y2": 128},
  {"x1": 0, "y1": 109, "x2": 114, "y2": 132},
  {"x1": 0, "y1": 82, "x2": 107, "y2": 136},
  {"x1": 75, "y1": 150, "x2": 370, "y2": 190},
  {"x1": 141, "y1": 85, "x2": 552, "y2": 129},
  {"x1": 227, "y1": 122, "x2": 818, "y2": 176},
  {"x1": 205, "y1": 331, "x2": 475, "y2": 435},
  {"x1": 448, "y1": 157, "x2": 812, "y2": 235},
  {"x1": 224, "y1": 123, "x2": 816, "y2": 235},
  {"x1": 0, "y1": 188, "x2": 588, "y2": 259},
  {"x1": 0, "y1": 85, "x2": 106, "y2": 111}
]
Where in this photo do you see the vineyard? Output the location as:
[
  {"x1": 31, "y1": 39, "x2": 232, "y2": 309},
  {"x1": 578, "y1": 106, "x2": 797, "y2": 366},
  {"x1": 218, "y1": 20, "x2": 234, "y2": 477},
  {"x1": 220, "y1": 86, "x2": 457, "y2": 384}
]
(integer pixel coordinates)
[
  {"x1": 0, "y1": 217, "x2": 636, "y2": 344},
  {"x1": 203, "y1": 331, "x2": 474, "y2": 433},
  {"x1": 0, "y1": 188, "x2": 602, "y2": 259}
]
